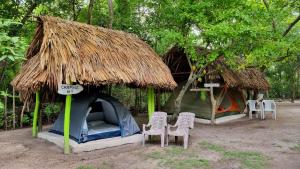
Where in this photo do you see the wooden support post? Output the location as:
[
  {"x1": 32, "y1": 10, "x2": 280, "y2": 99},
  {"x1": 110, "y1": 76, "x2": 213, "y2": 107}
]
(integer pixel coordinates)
[
  {"x1": 209, "y1": 87, "x2": 216, "y2": 124},
  {"x1": 147, "y1": 87, "x2": 155, "y2": 119},
  {"x1": 64, "y1": 94, "x2": 72, "y2": 154},
  {"x1": 63, "y1": 81, "x2": 74, "y2": 154},
  {"x1": 38, "y1": 102, "x2": 43, "y2": 132},
  {"x1": 204, "y1": 83, "x2": 220, "y2": 124},
  {"x1": 32, "y1": 92, "x2": 40, "y2": 137}
]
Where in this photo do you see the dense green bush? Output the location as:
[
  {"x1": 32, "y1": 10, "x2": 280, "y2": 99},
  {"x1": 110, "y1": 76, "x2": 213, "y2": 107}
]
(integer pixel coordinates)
[{"x1": 43, "y1": 103, "x2": 62, "y2": 123}]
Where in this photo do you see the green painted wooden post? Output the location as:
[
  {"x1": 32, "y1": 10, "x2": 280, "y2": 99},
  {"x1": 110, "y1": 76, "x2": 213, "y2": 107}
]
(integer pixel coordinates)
[
  {"x1": 147, "y1": 87, "x2": 155, "y2": 119},
  {"x1": 64, "y1": 94, "x2": 72, "y2": 154},
  {"x1": 32, "y1": 91, "x2": 40, "y2": 137}
]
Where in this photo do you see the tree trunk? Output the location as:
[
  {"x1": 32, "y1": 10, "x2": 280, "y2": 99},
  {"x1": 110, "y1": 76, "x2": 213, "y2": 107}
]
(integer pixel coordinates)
[
  {"x1": 291, "y1": 74, "x2": 296, "y2": 103},
  {"x1": 108, "y1": 0, "x2": 114, "y2": 28},
  {"x1": 72, "y1": 0, "x2": 77, "y2": 21},
  {"x1": 283, "y1": 15, "x2": 300, "y2": 37},
  {"x1": 20, "y1": 100, "x2": 27, "y2": 128},
  {"x1": 9, "y1": 2, "x2": 38, "y2": 36},
  {"x1": 12, "y1": 87, "x2": 15, "y2": 129},
  {"x1": 87, "y1": 0, "x2": 94, "y2": 24},
  {"x1": 20, "y1": 2, "x2": 37, "y2": 25},
  {"x1": 4, "y1": 94, "x2": 7, "y2": 130},
  {"x1": 174, "y1": 71, "x2": 195, "y2": 117}
]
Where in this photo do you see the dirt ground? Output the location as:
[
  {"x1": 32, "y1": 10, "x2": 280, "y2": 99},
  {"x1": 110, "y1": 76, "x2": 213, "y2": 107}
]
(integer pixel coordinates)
[{"x1": 0, "y1": 101, "x2": 299, "y2": 169}]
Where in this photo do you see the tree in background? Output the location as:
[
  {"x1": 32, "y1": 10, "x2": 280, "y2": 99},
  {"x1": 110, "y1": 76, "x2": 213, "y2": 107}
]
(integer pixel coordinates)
[{"x1": 139, "y1": 0, "x2": 300, "y2": 115}]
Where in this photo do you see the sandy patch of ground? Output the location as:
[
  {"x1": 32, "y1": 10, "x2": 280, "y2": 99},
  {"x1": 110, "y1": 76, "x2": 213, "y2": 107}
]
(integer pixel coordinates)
[{"x1": 0, "y1": 102, "x2": 299, "y2": 169}]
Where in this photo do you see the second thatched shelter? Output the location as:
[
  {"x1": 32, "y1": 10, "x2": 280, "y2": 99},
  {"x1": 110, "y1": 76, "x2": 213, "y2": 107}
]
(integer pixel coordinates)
[{"x1": 163, "y1": 46, "x2": 269, "y2": 121}]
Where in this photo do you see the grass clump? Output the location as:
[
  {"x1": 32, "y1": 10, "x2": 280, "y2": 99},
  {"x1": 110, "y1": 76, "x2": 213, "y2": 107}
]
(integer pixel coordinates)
[
  {"x1": 146, "y1": 146, "x2": 211, "y2": 169},
  {"x1": 224, "y1": 151, "x2": 267, "y2": 169},
  {"x1": 291, "y1": 144, "x2": 300, "y2": 152},
  {"x1": 77, "y1": 166, "x2": 94, "y2": 169},
  {"x1": 199, "y1": 141, "x2": 267, "y2": 169},
  {"x1": 146, "y1": 151, "x2": 164, "y2": 159},
  {"x1": 199, "y1": 141, "x2": 226, "y2": 153},
  {"x1": 163, "y1": 158, "x2": 210, "y2": 169}
]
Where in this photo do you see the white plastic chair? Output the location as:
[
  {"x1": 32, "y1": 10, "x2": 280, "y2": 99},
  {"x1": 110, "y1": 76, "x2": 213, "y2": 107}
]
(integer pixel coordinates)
[
  {"x1": 262, "y1": 100, "x2": 277, "y2": 120},
  {"x1": 166, "y1": 112, "x2": 195, "y2": 149},
  {"x1": 142, "y1": 111, "x2": 168, "y2": 147},
  {"x1": 246, "y1": 100, "x2": 263, "y2": 119}
]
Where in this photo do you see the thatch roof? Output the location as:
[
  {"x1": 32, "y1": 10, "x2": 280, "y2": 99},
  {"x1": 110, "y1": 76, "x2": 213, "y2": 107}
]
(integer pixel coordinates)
[
  {"x1": 11, "y1": 16, "x2": 177, "y2": 99},
  {"x1": 206, "y1": 58, "x2": 270, "y2": 90},
  {"x1": 164, "y1": 46, "x2": 269, "y2": 90}
]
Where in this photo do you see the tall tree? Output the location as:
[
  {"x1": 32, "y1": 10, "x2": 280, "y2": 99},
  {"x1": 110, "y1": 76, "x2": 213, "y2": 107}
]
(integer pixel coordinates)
[
  {"x1": 87, "y1": 0, "x2": 95, "y2": 24},
  {"x1": 107, "y1": 0, "x2": 113, "y2": 28}
]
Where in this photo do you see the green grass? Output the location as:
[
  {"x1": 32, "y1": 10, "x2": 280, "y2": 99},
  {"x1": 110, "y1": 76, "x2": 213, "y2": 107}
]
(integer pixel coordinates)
[
  {"x1": 224, "y1": 151, "x2": 267, "y2": 169},
  {"x1": 76, "y1": 161, "x2": 113, "y2": 169},
  {"x1": 146, "y1": 151, "x2": 164, "y2": 159},
  {"x1": 163, "y1": 158, "x2": 210, "y2": 169},
  {"x1": 146, "y1": 146, "x2": 211, "y2": 169},
  {"x1": 199, "y1": 141, "x2": 267, "y2": 169},
  {"x1": 77, "y1": 166, "x2": 94, "y2": 169},
  {"x1": 199, "y1": 141, "x2": 226, "y2": 153},
  {"x1": 291, "y1": 144, "x2": 300, "y2": 152}
]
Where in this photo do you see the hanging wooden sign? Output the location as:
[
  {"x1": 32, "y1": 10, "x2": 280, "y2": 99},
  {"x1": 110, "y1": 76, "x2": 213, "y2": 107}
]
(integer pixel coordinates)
[
  {"x1": 58, "y1": 84, "x2": 83, "y2": 95},
  {"x1": 204, "y1": 83, "x2": 220, "y2": 88}
]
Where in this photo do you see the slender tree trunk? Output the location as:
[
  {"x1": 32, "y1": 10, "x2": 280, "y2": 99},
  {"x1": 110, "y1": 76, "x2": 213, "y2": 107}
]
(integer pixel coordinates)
[
  {"x1": 291, "y1": 74, "x2": 296, "y2": 103},
  {"x1": 262, "y1": 0, "x2": 276, "y2": 32},
  {"x1": 12, "y1": 87, "x2": 15, "y2": 129},
  {"x1": 4, "y1": 93, "x2": 7, "y2": 130},
  {"x1": 174, "y1": 71, "x2": 194, "y2": 117},
  {"x1": 20, "y1": 2, "x2": 37, "y2": 25},
  {"x1": 87, "y1": 0, "x2": 94, "y2": 24},
  {"x1": 20, "y1": 100, "x2": 27, "y2": 128},
  {"x1": 108, "y1": 0, "x2": 114, "y2": 28},
  {"x1": 283, "y1": 15, "x2": 300, "y2": 37},
  {"x1": 72, "y1": 0, "x2": 76, "y2": 21}
]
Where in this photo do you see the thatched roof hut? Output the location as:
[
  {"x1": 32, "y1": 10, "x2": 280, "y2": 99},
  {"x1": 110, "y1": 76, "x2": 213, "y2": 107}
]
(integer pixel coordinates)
[
  {"x1": 11, "y1": 16, "x2": 177, "y2": 100},
  {"x1": 163, "y1": 46, "x2": 270, "y2": 121},
  {"x1": 164, "y1": 46, "x2": 269, "y2": 90}
]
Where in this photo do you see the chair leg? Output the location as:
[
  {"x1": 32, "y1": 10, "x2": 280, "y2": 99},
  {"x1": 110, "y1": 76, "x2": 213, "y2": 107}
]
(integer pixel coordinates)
[
  {"x1": 256, "y1": 111, "x2": 259, "y2": 119},
  {"x1": 143, "y1": 134, "x2": 145, "y2": 146},
  {"x1": 249, "y1": 111, "x2": 253, "y2": 119},
  {"x1": 166, "y1": 134, "x2": 169, "y2": 147},
  {"x1": 273, "y1": 111, "x2": 277, "y2": 120},
  {"x1": 161, "y1": 134, "x2": 164, "y2": 148},
  {"x1": 183, "y1": 135, "x2": 188, "y2": 149}
]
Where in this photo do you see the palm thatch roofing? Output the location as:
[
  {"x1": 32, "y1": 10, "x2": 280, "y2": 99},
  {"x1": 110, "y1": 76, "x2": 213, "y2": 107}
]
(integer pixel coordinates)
[
  {"x1": 11, "y1": 16, "x2": 177, "y2": 100},
  {"x1": 164, "y1": 46, "x2": 269, "y2": 90}
]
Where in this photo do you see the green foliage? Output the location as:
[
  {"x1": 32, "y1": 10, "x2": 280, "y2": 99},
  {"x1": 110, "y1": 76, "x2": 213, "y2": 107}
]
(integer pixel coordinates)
[
  {"x1": 43, "y1": 103, "x2": 61, "y2": 123},
  {"x1": 0, "y1": 19, "x2": 25, "y2": 62},
  {"x1": 22, "y1": 113, "x2": 32, "y2": 126}
]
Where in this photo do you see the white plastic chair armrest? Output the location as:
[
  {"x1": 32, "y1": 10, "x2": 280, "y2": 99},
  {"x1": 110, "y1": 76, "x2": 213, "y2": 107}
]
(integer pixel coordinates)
[{"x1": 143, "y1": 123, "x2": 151, "y2": 132}]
